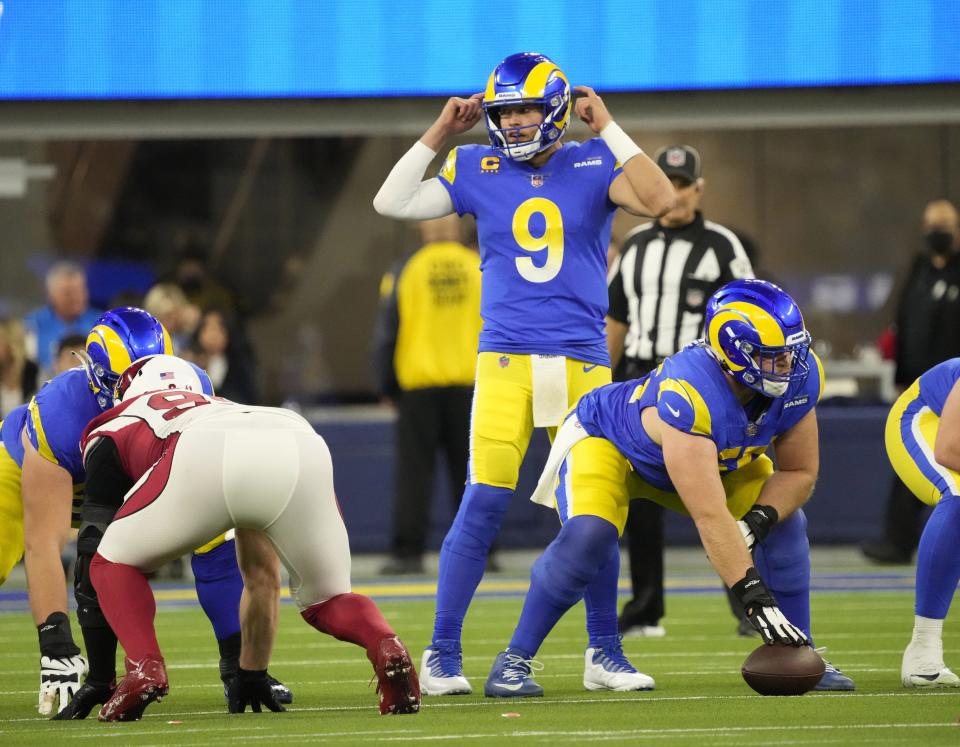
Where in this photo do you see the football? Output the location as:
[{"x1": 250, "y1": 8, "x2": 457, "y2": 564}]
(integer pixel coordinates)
[{"x1": 741, "y1": 644, "x2": 826, "y2": 696}]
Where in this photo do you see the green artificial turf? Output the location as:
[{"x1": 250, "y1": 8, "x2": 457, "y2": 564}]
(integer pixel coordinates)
[{"x1": 1, "y1": 581, "x2": 958, "y2": 745}]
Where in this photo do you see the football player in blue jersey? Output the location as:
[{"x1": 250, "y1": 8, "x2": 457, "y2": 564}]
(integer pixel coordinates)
[
  {"x1": 374, "y1": 51, "x2": 676, "y2": 695},
  {"x1": 0, "y1": 307, "x2": 290, "y2": 717},
  {"x1": 481, "y1": 279, "x2": 854, "y2": 696},
  {"x1": 886, "y1": 358, "x2": 960, "y2": 687}
]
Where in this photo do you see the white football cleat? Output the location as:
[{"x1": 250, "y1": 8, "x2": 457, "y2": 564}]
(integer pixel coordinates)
[
  {"x1": 901, "y1": 639, "x2": 960, "y2": 688},
  {"x1": 621, "y1": 624, "x2": 666, "y2": 639},
  {"x1": 420, "y1": 641, "x2": 472, "y2": 696},
  {"x1": 583, "y1": 636, "x2": 655, "y2": 692}
]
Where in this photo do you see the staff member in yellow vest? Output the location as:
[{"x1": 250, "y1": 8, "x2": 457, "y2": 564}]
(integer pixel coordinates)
[{"x1": 374, "y1": 216, "x2": 483, "y2": 575}]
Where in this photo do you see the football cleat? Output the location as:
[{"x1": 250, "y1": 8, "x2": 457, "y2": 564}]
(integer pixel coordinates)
[
  {"x1": 583, "y1": 636, "x2": 655, "y2": 691},
  {"x1": 50, "y1": 679, "x2": 116, "y2": 720},
  {"x1": 98, "y1": 656, "x2": 169, "y2": 722},
  {"x1": 901, "y1": 639, "x2": 960, "y2": 688},
  {"x1": 812, "y1": 648, "x2": 855, "y2": 691},
  {"x1": 373, "y1": 636, "x2": 420, "y2": 715},
  {"x1": 621, "y1": 624, "x2": 666, "y2": 639},
  {"x1": 420, "y1": 639, "x2": 472, "y2": 696},
  {"x1": 484, "y1": 650, "x2": 544, "y2": 698}
]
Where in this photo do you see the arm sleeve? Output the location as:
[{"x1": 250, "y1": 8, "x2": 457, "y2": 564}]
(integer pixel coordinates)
[
  {"x1": 372, "y1": 141, "x2": 455, "y2": 220},
  {"x1": 83, "y1": 437, "x2": 134, "y2": 511},
  {"x1": 371, "y1": 263, "x2": 403, "y2": 397}
]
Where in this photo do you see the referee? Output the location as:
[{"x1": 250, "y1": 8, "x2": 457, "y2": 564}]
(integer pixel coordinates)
[{"x1": 606, "y1": 144, "x2": 754, "y2": 636}]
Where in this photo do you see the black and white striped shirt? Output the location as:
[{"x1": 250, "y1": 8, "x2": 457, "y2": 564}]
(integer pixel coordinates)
[{"x1": 608, "y1": 211, "x2": 754, "y2": 364}]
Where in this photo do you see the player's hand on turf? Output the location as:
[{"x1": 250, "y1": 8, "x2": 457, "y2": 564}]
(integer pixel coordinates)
[
  {"x1": 574, "y1": 86, "x2": 612, "y2": 134},
  {"x1": 738, "y1": 505, "x2": 779, "y2": 552},
  {"x1": 50, "y1": 679, "x2": 115, "y2": 720},
  {"x1": 731, "y1": 567, "x2": 807, "y2": 646},
  {"x1": 38, "y1": 654, "x2": 88, "y2": 716},
  {"x1": 435, "y1": 94, "x2": 485, "y2": 137},
  {"x1": 37, "y1": 611, "x2": 87, "y2": 716},
  {"x1": 227, "y1": 668, "x2": 287, "y2": 713}
]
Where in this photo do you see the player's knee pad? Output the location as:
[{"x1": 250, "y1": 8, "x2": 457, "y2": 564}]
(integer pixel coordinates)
[
  {"x1": 533, "y1": 515, "x2": 619, "y2": 605},
  {"x1": 755, "y1": 509, "x2": 810, "y2": 593},
  {"x1": 444, "y1": 483, "x2": 512, "y2": 558},
  {"x1": 472, "y1": 442, "x2": 522, "y2": 489},
  {"x1": 75, "y1": 505, "x2": 114, "y2": 628}
]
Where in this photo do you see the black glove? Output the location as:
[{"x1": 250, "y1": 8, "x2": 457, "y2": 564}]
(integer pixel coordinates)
[
  {"x1": 38, "y1": 612, "x2": 87, "y2": 716},
  {"x1": 50, "y1": 679, "x2": 115, "y2": 720},
  {"x1": 226, "y1": 668, "x2": 287, "y2": 713},
  {"x1": 737, "y1": 505, "x2": 779, "y2": 551},
  {"x1": 730, "y1": 567, "x2": 807, "y2": 646}
]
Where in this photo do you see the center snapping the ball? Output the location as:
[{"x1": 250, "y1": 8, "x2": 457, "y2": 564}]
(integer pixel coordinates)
[{"x1": 741, "y1": 644, "x2": 825, "y2": 695}]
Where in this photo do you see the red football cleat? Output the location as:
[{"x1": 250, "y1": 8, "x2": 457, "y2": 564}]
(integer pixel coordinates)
[
  {"x1": 98, "y1": 656, "x2": 169, "y2": 722},
  {"x1": 373, "y1": 636, "x2": 420, "y2": 715}
]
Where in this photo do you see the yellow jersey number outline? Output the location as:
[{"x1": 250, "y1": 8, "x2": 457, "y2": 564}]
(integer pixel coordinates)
[{"x1": 512, "y1": 197, "x2": 563, "y2": 283}]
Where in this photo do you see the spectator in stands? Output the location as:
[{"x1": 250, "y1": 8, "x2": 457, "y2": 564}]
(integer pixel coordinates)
[
  {"x1": 863, "y1": 199, "x2": 960, "y2": 564},
  {"x1": 52, "y1": 334, "x2": 88, "y2": 375},
  {"x1": 143, "y1": 282, "x2": 200, "y2": 353},
  {"x1": 23, "y1": 262, "x2": 102, "y2": 378},
  {"x1": 0, "y1": 318, "x2": 39, "y2": 418},
  {"x1": 373, "y1": 216, "x2": 482, "y2": 575},
  {"x1": 186, "y1": 309, "x2": 258, "y2": 404},
  {"x1": 174, "y1": 247, "x2": 240, "y2": 317}
]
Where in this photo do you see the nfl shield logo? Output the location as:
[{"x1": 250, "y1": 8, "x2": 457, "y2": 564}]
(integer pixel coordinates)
[
  {"x1": 498, "y1": 355, "x2": 510, "y2": 368},
  {"x1": 666, "y1": 148, "x2": 686, "y2": 167},
  {"x1": 530, "y1": 175, "x2": 544, "y2": 188}
]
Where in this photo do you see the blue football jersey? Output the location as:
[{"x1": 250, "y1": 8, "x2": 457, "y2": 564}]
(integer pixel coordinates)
[
  {"x1": 918, "y1": 357, "x2": 960, "y2": 414},
  {"x1": 0, "y1": 367, "x2": 103, "y2": 483},
  {"x1": 437, "y1": 139, "x2": 622, "y2": 366},
  {"x1": 576, "y1": 343, "x2": 824, "y2": 491}
]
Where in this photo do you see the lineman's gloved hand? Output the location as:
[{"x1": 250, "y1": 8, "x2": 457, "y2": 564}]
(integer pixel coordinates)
[
  {"x1": 226, "y1": 668, "x2": 287, "y2": 713},
  {"x1": 730, "y1": 567, "x2": 807, "y2": 646},
  {"x1": 50, "y1": 679, "x2": 115, "y2": 720},
  {"x1": 737, "y1": 505, "x2": 779, "y2": 552},
  {"x1": 37, "y1": 612, "x2": 88, "y2": 716}
]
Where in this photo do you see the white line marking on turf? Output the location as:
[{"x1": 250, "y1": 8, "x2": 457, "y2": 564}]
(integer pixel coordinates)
[
  {"x1": 107, "y1": 723, "x2": 960, "y2": 746},
  {"x1": 1, "y1": 690, "x2": 958, "y2": 727}
]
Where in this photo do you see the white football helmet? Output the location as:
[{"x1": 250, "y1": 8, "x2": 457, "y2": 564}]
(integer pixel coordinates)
[{"x1": 113, "y1": 354, "x2": 212, "y2": 404}]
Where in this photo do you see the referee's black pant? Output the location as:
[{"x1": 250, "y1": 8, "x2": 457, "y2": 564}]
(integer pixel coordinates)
[
  {"x1": 391, "y1": 386, "x2": 473, "y2": 560},
  {"x1": 615, "y1": 358, "x2": 666, "y2": 629}
]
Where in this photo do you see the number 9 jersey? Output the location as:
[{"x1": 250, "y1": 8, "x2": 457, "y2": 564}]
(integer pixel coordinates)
[{"x1": 437, "y1": 140, "x2": 622, "y2": 367}]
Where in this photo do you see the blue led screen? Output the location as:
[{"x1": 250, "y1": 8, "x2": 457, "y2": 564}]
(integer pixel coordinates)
[{"x1": 0, "y1": 0, "x2": 958, "y2": 100}]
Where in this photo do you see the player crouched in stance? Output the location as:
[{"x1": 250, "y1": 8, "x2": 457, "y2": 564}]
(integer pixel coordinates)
[
  {"x1": 80, "y1": 355, "x2": 420, "y2": 721},
  {"x1": 886, "y1": 358, "x2": 960, "y2": 688},
  {"x1": 484, "y1": 279, "x2": 853, "y2": 697}
]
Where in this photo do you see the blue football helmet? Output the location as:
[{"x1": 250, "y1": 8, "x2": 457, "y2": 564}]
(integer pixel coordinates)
[
  {"x1": 113, "y1": 354, "x2": 214, "y2": 405},
  {"x1": 84, "y1": 307, "x2": 173, "y2": 409},
  {"x1": 482, "y1": 52, "x2": 570, "y2": 161},
  {"x1": 704, "y1": 279, "x2": 812, "y2": 398}
]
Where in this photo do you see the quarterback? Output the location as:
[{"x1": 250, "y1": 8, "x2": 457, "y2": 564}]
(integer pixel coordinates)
[{"x1": 374, "y1": 51, "x2": 675, "y2": 696}]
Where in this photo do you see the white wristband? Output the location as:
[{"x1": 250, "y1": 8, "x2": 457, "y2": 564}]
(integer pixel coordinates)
[{"x1": 600, "y1": 121, "x2": 644, "y2": 165}]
